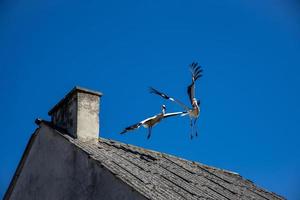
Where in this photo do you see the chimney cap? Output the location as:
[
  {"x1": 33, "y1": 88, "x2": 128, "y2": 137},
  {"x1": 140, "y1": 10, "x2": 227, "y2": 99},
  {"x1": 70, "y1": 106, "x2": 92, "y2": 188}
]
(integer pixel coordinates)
[{"x1": 48, "y1": 86, "x2": 103, "y2": 115}]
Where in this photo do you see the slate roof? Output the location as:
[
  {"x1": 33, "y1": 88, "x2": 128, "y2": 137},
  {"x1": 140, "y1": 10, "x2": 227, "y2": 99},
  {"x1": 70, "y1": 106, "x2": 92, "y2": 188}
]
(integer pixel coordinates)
[{"x1": 48, "y1": 123, "x2": 285, "y2": 200}]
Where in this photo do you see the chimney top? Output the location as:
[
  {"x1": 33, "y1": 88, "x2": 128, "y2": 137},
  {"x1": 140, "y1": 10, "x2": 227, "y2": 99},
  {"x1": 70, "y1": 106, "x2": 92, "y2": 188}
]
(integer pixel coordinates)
[
  {"x1": 48, "y1": 86, "x2": 102, "y2": 115},
  {"x1": 48, "y1": 86, "x2": 103, "y2": 140}
]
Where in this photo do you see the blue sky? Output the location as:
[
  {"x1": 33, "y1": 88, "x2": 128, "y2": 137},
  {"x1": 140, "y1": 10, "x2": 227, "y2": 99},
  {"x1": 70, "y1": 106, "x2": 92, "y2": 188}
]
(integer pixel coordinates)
[{"x1": 1, "y1": 0, "x2": 300, "y2": 199}]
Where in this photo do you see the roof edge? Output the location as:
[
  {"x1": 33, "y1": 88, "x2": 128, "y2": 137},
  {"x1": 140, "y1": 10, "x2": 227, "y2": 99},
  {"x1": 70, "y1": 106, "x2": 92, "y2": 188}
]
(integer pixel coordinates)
[{"x1": 3, "y1": 129, "x2": 39, "y2": 200}]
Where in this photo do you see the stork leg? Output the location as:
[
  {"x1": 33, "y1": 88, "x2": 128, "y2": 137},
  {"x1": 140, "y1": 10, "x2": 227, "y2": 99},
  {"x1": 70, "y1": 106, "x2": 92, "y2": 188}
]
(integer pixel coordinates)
[
  {"x1": 190, "y1": 118, "x2": 193, "y2": 140},
  {"x1": 193, "y1": 118, "x2": 198, "y2": 137},
  {"x1": 147, "y1": 126, "x2": 152, "y2": 139}
]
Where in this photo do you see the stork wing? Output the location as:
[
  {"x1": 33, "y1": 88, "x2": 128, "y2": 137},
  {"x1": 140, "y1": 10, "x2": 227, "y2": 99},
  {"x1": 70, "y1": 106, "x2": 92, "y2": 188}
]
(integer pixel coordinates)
[
  {"x1": 120, "y1": 122, "x2": 142, "y2": 134},
  {"x1": 120, "y1": 114, "x2": 158, "y2": 134},
  {"x1": 187, "y1": 62, "x2": 203, "y2": 105},
  {"x1": 140, "y1": 115, "x2": 157, "y2": 124},
  {"x1": 163, "y1": 111, "x2": 188, "y2": 119},
  {"x1": 149, "y1": 87, "x2": 190, "y2": 112}
]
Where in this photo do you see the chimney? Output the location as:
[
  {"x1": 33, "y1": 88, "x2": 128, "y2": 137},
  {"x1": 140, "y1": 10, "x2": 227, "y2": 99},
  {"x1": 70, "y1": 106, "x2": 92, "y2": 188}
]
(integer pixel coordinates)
[{"x1": 48, "y1": 86, "x2": 103, "y2": 140}]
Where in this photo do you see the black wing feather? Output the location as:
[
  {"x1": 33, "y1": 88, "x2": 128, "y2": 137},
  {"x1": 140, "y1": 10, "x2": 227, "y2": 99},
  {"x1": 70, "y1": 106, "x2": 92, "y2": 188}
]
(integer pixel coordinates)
[
  {"x1": 149, "y1": 87, "x2": 171, "y2": 100},
  {"x1": 187, "y1": 83, "x2": 193, "y2": 104},
  {"x1": 149, "y1": 87, "x2": 190, "y2": 111},
  {"x1": 120, "y1": 122, "x2": 142, "y2": 134},
  {"x1": 187, "y1": 62, "x2": 203, "y2": 104}
]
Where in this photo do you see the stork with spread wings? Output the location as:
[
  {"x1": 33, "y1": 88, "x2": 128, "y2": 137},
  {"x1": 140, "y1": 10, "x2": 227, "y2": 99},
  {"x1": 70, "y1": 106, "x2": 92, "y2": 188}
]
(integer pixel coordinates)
[
  {"x1": 149, "y1": 62, "x2": 203, "y2": 139},
  {"x1": 120, "y1": 105, "x2": 187, "y2": 139}
]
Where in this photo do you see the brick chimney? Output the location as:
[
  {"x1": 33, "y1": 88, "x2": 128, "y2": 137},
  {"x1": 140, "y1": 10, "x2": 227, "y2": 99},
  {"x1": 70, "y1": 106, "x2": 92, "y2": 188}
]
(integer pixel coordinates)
[{"x1": 48, "y1": 86, "x2": 103, "y2": 140}]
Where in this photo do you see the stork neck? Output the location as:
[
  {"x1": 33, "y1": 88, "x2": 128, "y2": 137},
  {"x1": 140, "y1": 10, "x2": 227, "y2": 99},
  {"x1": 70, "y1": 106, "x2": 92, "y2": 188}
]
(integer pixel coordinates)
[
  {"x1": 192, "y1": 99, "x2": 198, "y2": 108},
  {"x1": 193, "y1": 103, "x2": 199, "y2": 111}
]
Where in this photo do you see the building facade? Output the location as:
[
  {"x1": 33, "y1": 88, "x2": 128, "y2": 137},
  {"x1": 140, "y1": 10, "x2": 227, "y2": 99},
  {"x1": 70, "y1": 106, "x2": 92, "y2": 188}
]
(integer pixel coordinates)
[{"x1": 4, "y1": 87, "x2": 284, "y2": 200}]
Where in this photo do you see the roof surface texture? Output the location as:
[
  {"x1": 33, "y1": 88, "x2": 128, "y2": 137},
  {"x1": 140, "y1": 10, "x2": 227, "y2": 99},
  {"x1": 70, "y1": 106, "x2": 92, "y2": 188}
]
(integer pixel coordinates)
[{"x1": 51, "y1": 124, "x2": 284, "y2": 200}]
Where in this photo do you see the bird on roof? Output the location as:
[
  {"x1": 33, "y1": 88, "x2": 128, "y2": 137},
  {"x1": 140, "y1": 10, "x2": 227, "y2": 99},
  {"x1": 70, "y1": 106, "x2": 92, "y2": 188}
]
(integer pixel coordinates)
[
  {"x1": 149, "y1": 62, "x2": 203, "y2": 139},
  {"x1": 120, "y1": 105, "x2": 186, "y2": 139}
]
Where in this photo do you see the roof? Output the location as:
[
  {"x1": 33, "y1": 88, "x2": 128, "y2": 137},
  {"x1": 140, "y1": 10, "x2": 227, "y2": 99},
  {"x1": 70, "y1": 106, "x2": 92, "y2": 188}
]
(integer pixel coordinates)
[
  {"x1": 47, "y1": 123, "x2": 284, "y2": 200},
  {"x1": 5, "y1": 120, "x2": 285, "y2": 200}
]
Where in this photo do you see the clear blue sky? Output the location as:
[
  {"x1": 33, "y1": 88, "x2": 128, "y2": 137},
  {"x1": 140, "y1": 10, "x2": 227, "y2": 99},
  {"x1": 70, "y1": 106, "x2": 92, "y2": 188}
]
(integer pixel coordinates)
[{"x1": 1, "y1": 0, "x2": 300, "y2": 199}]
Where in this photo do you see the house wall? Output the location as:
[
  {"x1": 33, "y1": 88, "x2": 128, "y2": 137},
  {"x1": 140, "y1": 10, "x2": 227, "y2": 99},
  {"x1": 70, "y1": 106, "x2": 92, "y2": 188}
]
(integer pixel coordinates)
[{"x1": 8, "y1": 125, "x2": 147, "y2": 200}]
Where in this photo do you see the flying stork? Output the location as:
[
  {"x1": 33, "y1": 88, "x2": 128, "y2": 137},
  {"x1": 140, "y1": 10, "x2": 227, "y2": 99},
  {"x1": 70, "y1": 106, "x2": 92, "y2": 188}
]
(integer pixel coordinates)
[
  {"x1": 120, "y1": 105, "x2": 186, "y2": 139},
  {"x1": 149, "y1": 62, "x2": 203, "y2": 139}
]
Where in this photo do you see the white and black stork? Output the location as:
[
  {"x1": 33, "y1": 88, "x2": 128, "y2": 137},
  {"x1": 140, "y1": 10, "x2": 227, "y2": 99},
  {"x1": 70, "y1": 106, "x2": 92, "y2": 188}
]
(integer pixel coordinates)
[
  {"x1": 149, "y1": 62, "x2": 203, "y2": 139},
  {"x1": 120, "y1": 105, "x2": 186, "y2": 139}
]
